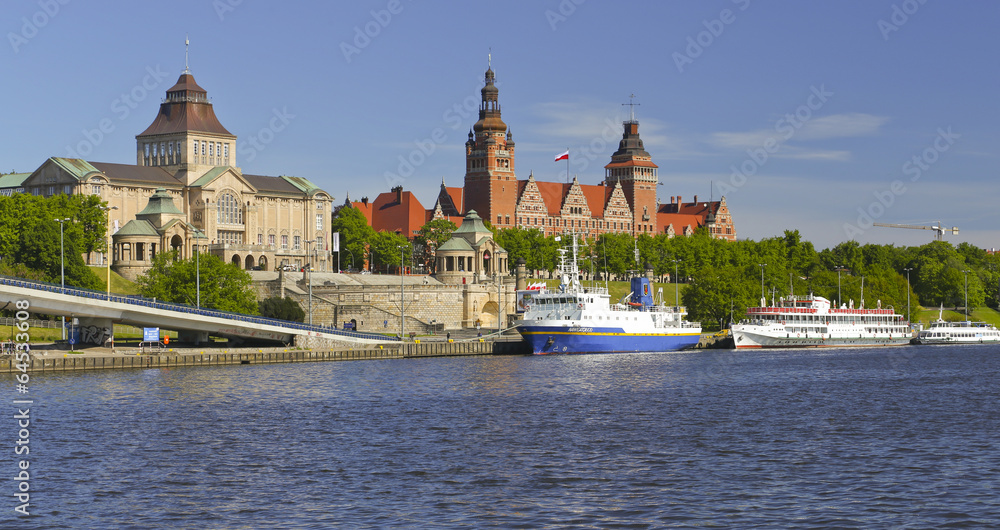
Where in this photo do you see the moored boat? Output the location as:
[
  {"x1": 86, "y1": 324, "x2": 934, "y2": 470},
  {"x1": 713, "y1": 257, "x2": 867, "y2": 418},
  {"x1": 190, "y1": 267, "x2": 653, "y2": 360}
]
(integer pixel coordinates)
[
  {"x1": 731, "y1": 295, "x2": 911, "y2": 349},
  {"x1": 911, "y1": 315, "x2": 1000, "y2": 345},
  {"x1": 515, "y1": 237, "x2": 701, "y2": 354}
]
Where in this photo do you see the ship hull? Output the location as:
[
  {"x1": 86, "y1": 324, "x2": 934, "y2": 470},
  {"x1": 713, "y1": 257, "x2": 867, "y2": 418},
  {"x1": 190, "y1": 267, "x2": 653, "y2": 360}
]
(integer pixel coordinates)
[
  {"x1": 519, "y1": 324, "x2": 701, "y2": 354},
  {"x1": 732, "y1": 328, "x2": 911, "y2": 349}
]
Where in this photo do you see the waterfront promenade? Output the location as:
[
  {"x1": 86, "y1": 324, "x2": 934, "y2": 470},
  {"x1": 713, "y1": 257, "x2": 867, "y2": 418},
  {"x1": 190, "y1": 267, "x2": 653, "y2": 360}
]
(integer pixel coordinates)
[{"x1": 1, "y1": 336, "x2": 530, "y2": 373}]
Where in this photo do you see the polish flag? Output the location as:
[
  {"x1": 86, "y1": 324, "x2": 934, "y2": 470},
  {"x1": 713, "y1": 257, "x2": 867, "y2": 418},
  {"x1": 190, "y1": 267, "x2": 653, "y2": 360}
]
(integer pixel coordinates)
[{"x1": 554, "y1": 150, "x2": 569, "y2": 162}]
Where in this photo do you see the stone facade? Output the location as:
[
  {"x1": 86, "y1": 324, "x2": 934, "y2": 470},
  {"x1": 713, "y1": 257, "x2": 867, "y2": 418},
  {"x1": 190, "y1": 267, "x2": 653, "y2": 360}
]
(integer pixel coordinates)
[{"x1": 14, "y1": 68, "x2": 334, "y2": 281}]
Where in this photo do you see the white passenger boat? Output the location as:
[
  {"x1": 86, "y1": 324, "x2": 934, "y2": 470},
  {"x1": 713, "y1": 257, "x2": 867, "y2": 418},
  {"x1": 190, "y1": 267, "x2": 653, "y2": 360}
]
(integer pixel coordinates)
[
  {"x1": 911, "y1": 313, "x2": 1000, "y2": 345},
  {"x1": 515, "y1": 237, "x2": 701, "y2": 354},
  {"x1": 732, "y1": 294, "x2": 911, "y2": 349}
]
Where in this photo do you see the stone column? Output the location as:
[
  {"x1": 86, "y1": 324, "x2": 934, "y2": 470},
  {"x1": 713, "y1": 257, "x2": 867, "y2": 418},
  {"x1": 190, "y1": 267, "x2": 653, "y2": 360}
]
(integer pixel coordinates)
[{"x1": 515, "y1": 257, "x2": 527, "y2": 291}]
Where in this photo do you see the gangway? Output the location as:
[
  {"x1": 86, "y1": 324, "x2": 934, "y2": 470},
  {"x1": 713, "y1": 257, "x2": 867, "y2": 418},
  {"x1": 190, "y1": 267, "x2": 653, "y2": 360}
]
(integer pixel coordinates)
[{"x1": 0, "y1": 275, "x2": 396, "y2": 347}]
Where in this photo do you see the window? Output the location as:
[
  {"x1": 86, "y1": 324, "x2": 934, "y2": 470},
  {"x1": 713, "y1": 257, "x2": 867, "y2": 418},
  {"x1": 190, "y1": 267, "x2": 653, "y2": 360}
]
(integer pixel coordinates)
[
  {"x1": 152, "y1": 143, "x2": 158, "y2": 157},
  {"x1": 92, "y1": 184, "x2": 103, "y2": 196},
  {"x1": 316, "y1": 213, "x2": 323, "y2": 230},
  {"x1": 258, "y1": 233, "x2": 263, "y2": 245},
  {"x1": 194, "y1": 141, "x2": 199, "y2": 155},
  {"x1": 217, "y1": 192, "x2": 243, "y2": 224},
  {"x1": 48, "y1": 186, "x2": 55, "y2": 196},
  {"x1": 223, "y1": 144, "x2": 229, "y2": 160},
  {"x1": 281, "y1": 235, "x2": 288, "y2": 249},
  {"x1": 144, "y1": 143, "x2": 150, "y2": 157},
  {"x1": 209, "y1": 143, "x2": 214, "y2": 157},
  {"x1": 269, "y1": 234, "x2": 276, "y2": 247},
  {"x1": 63, "y1": 185, "x2": 72, "y2": 194},
  {"x1": 316, "y1": 236, "x2": 324, "y2": 251},
  {"x1": 294, "y1": 235, "x2": 301, "y2": 250},
  {"x1": 201, "y1": 141, "x2": 207, "y2": 158}
]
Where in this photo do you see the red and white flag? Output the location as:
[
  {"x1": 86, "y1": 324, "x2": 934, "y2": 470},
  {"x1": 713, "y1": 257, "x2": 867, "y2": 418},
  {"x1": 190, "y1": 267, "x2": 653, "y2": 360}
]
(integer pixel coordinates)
[{"x1": 554, "y1": 150, "x2": 569, "y2": 162}]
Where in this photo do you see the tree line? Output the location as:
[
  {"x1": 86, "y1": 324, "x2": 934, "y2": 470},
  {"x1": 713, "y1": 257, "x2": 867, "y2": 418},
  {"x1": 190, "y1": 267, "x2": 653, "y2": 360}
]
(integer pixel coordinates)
[{"x1": 331, "y1": 205, "x2": 999, "y2": 329}]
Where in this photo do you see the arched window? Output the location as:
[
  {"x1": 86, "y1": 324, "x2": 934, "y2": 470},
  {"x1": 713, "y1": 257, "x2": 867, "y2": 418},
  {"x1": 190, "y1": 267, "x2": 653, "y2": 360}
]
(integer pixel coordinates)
[{"x1": 217, "y1": 191, "x2": 244, "y2": 225}]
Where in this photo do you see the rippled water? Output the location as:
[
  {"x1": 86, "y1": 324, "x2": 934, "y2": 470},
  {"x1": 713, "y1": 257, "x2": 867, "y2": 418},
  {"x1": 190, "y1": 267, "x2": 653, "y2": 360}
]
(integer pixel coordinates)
[{"x1": 5, "y1": 346, "x2": 1000, "y2": 528}]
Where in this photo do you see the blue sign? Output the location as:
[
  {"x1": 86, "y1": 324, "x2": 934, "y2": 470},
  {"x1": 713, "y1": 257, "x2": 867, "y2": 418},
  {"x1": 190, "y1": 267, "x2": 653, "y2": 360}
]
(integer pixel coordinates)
[{"x1": 143, "y1": 327, "x2": 160, "y2": 342}]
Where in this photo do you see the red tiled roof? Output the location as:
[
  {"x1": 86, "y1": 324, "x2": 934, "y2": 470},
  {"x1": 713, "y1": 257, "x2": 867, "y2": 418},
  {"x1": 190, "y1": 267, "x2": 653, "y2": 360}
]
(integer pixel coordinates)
[
  {"x1": 579, "y1": 183, "x2": 608, "y2": 219},
  {"x1": 351, "y1": 201, "x2": 374, "y2": 226},
  {"x1": 369, "y1": 190, "x2": 426, "y2": 237},
  {"x1": 534, "y1": 181, "x2": 569, "y2": 216},
  {"x1": 657, "y1": 212, "x2": 704, "y2": 233},
  {"x1": 445, "y1": 187, "x2": 463, "y2": 213}
]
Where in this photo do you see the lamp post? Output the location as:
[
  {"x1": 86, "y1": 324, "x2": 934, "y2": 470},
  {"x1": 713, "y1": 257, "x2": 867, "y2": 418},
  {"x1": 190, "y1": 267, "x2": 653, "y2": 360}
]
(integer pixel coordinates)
[
  {"x1": 305, "y1": 240, "x2": 315, "y2": 326},
  {"x1": 671, "y1": 259, "x2": 681, "y2": 309},
  {"x1": 55, "y1": 217, "x2": 70, "y2": 341},
  {"x1": 903, "y1": 267, "x2": 912, "y2": 323},
  {"x1": 193, "y1": 228, "x2": 204, "y2": 308},
  {"x1": 963, "y1": 269, "x2": 970, "y2": 321},
  {"x1": 836, "y1": 265, "x2": 845, "y2": 308},
  {"x1": 100, "y1": 206, "x2": 118, "y2": 300},
  {"x1": 399, "y1": 244, "x2": 406, "y2": 339},
  {"x1": 344, "y1": 248, "x2": 355, "y2": 271},
  {"x1": 55, "y1": 218, "x2": 70, "y2": 293},
  {"x1": 758, "y1": 263, "x2": 767, "y2": 306}
]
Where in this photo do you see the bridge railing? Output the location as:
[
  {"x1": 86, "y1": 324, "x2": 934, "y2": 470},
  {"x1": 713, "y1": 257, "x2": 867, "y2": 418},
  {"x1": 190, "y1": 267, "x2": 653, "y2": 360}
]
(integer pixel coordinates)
[{"x1": 0, "y1": 275, "x2": 397, "y2": 342}]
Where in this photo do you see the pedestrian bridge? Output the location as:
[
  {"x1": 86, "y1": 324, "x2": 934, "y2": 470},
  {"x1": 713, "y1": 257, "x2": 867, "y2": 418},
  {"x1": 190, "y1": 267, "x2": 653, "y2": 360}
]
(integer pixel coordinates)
[{"x1": 0, "y1": 275, "x2": 395, "y2": 347}]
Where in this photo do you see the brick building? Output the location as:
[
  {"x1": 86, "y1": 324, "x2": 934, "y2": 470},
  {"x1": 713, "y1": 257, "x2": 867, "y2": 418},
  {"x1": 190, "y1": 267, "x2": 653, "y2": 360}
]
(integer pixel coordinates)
[{"x1": 352, "y1": 64, "x2": 737, "y2": 242}]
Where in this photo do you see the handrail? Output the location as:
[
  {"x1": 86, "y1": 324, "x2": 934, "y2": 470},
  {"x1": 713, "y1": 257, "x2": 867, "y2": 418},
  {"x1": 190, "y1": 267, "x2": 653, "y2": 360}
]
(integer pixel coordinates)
[{"x1": 0, "y1": 274, "x2": 398, "y2": 342}]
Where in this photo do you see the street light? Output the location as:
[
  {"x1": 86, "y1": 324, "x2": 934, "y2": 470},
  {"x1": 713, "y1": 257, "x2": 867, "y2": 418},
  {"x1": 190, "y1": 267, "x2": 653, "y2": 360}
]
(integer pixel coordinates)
[
  {"x1": 343, "y1": 248, "x2": 355, "y2": 271},
  {"x1": 193, "y1": 228, "x2": 205, "y2": 308},
  {"x1": 671, "y1": 259, "x2": 681, "y2": 309},
  {"x1": 836, "y1": 265, "x2": 846, "y2": 308},
  {"x1": 305, "y1": 239, "x2": 315, "y2": 326},
  {"x1": 903, "y1": 267, "x2": 912, "y2": 323},
  {"x1": 960, "y1": 269, "x2": 969, "y2": 320},
  {"x1": 55, "y1": 217, "x2": 70, "y2": 341},
  {"x1": 399, "y1": 244, "x2": 406, "y2": 339},
  {"x1": 100, "y1": 206, "x2": 118, "y2": 300},
  {"x1": 758, "y1": 263, "x2": 767, "y2": 306},
  {"x1": 55, "y1": 218, "x2": 70, "y2": 293}
]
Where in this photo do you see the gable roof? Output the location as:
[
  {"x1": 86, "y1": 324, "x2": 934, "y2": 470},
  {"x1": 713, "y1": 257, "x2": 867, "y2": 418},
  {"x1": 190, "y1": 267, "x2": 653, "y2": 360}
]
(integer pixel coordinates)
[
  {"x1": 89, "y1": 161, "x2": 179, "y2": 185},
  {"x1": 243, "y1": 173, "x2": 302, "y2": 194},
  {"x1": 0, "y1": 173, "x2": 31, "y2": 189}
]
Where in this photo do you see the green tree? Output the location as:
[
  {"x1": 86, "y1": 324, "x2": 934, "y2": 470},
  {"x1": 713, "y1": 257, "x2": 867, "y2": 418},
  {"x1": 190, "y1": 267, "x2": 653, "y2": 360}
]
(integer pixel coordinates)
[
  {"x1": 331, "y1": 206, "x2": 375, "y2": 271},
  {"x1": 258, "y1": 296, "x2": 305, "y2": 322},
  {"x1": 369, "y1": 231, "x2": 411, "y2": 272},
  {"x1": 682, "y1": 265, "x2": 755, "y2": 330},
  {"x1": 18, "y1": 219, "x2": 102, "y2": 289},
  {"x1": 414, "y1": 219, "x2": 456, "y2": 272},
  {"x1": 137, "y1": 251, "x2": 259, "y2": 314}
]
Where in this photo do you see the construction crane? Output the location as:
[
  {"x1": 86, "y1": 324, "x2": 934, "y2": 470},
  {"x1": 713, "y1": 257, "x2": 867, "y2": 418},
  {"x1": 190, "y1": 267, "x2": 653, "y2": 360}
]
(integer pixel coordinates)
[{"x1": 873, "y1": 222, "x2": 959, "y2": 241}]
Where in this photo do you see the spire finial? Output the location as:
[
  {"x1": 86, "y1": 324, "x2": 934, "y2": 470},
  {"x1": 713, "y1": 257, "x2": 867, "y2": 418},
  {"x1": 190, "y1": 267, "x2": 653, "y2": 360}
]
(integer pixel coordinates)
[
  {"x1": 622, "y1": 93, "x2": 640, "y2": 123},
  {"x1": 488, "y1": 47, "x2": 492, "y2": 68},
  {"x1": 184, "y1": 34, "x2": 190, "y2": 74}
]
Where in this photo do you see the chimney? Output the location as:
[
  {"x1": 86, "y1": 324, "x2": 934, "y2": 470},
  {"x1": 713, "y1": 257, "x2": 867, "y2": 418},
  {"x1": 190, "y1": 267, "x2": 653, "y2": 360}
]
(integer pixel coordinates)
[
  {"x1": 677, "y1": 196, "x2": 682, "y2": 206},
  {"x1": 361, "y1": 196, "x2": 368, "y2": 205},
  {"x1": 670, "y1": 196, "x2": 676, "y2": 205},
  {"x1": 694, "y1": 195, "x2": 698, "y2": 204}
]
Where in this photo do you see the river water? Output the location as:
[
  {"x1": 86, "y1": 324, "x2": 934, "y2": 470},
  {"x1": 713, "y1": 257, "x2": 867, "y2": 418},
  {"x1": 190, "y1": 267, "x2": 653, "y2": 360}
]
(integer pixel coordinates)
[{"x1": 4, "y1": 345, "x2": 999, "y2": 528}]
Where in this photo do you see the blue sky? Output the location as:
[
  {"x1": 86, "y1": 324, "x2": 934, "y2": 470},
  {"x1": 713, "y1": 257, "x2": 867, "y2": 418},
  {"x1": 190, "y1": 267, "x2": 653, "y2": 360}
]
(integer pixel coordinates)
[{"x1": 4, "y1": 0, "x2": 998, "y2": 250}]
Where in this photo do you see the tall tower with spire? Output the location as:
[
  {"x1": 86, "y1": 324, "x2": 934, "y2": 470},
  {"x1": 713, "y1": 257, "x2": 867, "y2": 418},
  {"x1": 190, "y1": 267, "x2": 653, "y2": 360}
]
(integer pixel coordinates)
[
  {"x1": 135, "y1": 38, "x2": 237, "y2": 182},
  {"x1": 464, "y1": 61, "x2": 517, "y2": 228},
  {"x1": 603, "y1": 97, "x2": 658, "y2": 235}
]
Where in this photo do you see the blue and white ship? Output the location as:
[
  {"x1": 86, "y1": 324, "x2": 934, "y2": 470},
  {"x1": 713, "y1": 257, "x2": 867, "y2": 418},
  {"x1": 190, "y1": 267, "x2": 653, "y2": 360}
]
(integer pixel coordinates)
[{"x1": 515, "y1": 236, "x2": 701, "y2": 354}]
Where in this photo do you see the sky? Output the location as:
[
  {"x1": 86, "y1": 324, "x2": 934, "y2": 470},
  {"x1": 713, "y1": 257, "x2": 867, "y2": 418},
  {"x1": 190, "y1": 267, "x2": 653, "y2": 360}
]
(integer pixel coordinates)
[{"x1": 3, "y1": 0, "x2": 999, "y2": 250}]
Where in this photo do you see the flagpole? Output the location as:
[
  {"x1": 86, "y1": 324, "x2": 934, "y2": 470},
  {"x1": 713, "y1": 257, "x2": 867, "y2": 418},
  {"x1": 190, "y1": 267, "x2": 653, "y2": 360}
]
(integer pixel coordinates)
[{"x1": 566, "y1": 147, "x2": 570, "y2": 183}]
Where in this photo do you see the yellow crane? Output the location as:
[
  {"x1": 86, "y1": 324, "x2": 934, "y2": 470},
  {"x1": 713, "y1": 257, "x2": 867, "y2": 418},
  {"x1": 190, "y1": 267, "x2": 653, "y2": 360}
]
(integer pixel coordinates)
[{"x1": 873, "y1": 222, "x2": 959, "y2": 241}]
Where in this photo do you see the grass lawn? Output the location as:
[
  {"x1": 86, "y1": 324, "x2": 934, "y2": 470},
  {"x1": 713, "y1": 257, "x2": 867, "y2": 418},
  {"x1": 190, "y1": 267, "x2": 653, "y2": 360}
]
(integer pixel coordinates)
[
  {"x1": 914, "y1": 306, "x2": 1000, "y2": 328},
  {"x1": 88, "y1": 266, "x2": 140, "y2": 295}
]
